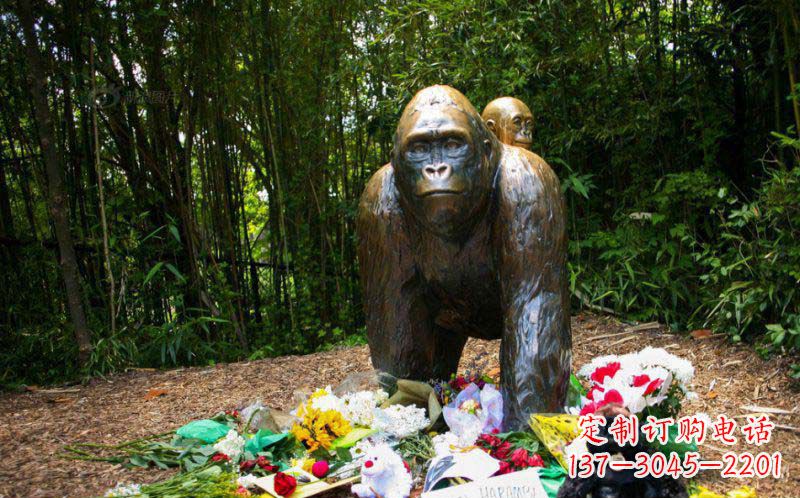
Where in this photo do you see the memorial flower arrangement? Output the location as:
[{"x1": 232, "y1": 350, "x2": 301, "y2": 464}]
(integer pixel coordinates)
[
  {"x1": 574, "y1": 347, "x2": 695, "y2": 418},
  {"x1": 78, "y1": 347, "x2": 707, "y2": 498}
]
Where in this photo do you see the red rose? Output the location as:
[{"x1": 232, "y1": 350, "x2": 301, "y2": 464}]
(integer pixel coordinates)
[
  {"x1": 240, "y1": 459, "x2": 256, "y2": 472},
  {"x1": 494, "y1": 441, "x2": 512, "y2": 460},
  {"x1": 476, "y1": 434, "x2": 499, "y2": 450},
  {"x1": 477, "y1": 434, "x2": 500, "y2": 447},
  {"x1": 590, "y1": 362, "x2": 621, "y2": 384},
  {"x1": 449, "y1": 376, "x2": 470, "y2": 391},
  {"x1": 527, "y1": 453, "x2": 544, "y2": 468},
  {"x1": 211, "y1": 453, "x2": 230, "y2": 462},
  {"x1": 402, "y1": 460, "x2": 411, "y2": 474},
  {"x1": 496, "y1": 460, "x2": 513, "y2": 475},
  {"x1": 510, "y1": 448, "x2": 530, "y2": 468},
  {"x1": 257, "y1": 455, "x2": 278, "y2": 472},
  {"x1": 273, "y1": 472, "x2": 297, "y2": 496}
]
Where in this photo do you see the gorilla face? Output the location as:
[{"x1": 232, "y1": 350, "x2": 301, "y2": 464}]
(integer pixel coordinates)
[
  {"x1": 481, "y1": 97, "x2": 534, "y2": 150},
  {"x1": 392, "y1": 86, "x2": 498, "y2": 240}
]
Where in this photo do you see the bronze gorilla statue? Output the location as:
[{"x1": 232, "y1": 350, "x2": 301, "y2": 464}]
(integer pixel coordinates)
[
  {"x1": 357, "y1": 85, "x2": 571, "y2": 429},
  {"x1": 482, "y1": 97, "x2": 535, "y2": 150}
]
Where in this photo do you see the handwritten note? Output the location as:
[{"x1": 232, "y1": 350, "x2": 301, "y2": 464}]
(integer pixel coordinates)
[{"x1": 421, "y1": 468, "x2": 548, "y2": 498}]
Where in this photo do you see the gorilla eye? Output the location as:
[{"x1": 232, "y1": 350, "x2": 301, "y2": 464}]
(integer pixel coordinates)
[
  {"x1": 444, "y1": 138, "x2": 463, "y2": 150},
  {"x1": 513, "y1": 117, "x2": 522, "y2": 126},
  {"x1": 408, "y1": 141, "x2": 429, "y2": 155}
]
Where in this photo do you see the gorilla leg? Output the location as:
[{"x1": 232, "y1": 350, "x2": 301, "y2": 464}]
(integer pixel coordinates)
[
  {"x1": 429, "y1": 326, "x2": 468, "y2": 380},
  {"x1": 367, "y1": 277, "x2": 466, "y2": 380}
]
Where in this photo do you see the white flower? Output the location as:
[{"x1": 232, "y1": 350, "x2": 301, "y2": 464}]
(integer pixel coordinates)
[
  {"x1": 599, "y1": 374, "x2": 649, "y2": 413},
  {"x1": 576, "y1": 354, "x2": 622, "y2": 378},
  {"x1": 310, "y1": 387, "x2": 345, "y2": 413},
  {"x1": 350, "y1": 435, "x2": 388, "y2": 459},
  {"x1": 431, "y1": 429, "x2": 480, "y2": 457},
  {"x1": 341, "y1": 390, "x2": 384, "y2": 427},
  {"x1": 635, "y1": 347, "x2": 695, "y2": 384},
  {"x1": 373, "y1": 404, "x2": 429, "y2": 439},
  {"x1": 104, "y1": 483, "x2": 141, "y2": 497},
  {"x1": 238, "y1": 474, "x2": 258, "y2": 488},
  {"x1": 213, "y1": 430, "x2": 245, "y2": 462},
  {"x1": 373, "y1": 389, "x2": 389, "y2": 405},
  {"x1": 431, "y1": 432, "x2": 460, "y2": 457},
  {"x1": 578, "y1": 348, "x2": 694, "y2": 387}
]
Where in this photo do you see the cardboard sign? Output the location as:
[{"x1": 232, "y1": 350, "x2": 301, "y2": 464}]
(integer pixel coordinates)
[
  {"x1": 421, "y1": 468, "x2": 548, "y2": 498},
  {"x1": 423, "y1": 449, "x2": 501, "y2": 491}
]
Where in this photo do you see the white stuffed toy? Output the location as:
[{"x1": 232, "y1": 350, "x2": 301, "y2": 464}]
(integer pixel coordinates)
[{"x1": 351, "y1": 443, "x2": 412, "y2": 498}]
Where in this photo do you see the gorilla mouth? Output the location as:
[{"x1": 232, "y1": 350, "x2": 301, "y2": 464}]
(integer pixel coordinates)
[
  {"x1": 419, "y1": 189, "x2": 464, "y2": 197},
  {"x1": 514, "y1": 139, "x2": 532, "y2": 146}
]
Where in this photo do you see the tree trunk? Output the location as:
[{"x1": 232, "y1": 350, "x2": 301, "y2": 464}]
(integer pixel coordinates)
[{"x1": 17, "y1": 0, "x2": 93, "y2": 366}]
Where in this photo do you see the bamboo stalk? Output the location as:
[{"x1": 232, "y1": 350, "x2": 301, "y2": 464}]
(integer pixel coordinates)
[{"x1": 90, "y1": 43, "x2": 116, "y2": 334}]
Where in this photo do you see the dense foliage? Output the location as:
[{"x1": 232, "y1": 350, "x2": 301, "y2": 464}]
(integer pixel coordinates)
[{"x1": 0, "y1": 0, "x2": 798, "y2": 384}]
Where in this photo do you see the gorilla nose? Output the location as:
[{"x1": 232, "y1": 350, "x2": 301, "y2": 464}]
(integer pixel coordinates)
[{"x1": 423, "y1": 163, "x2": 452, "y2": 180}]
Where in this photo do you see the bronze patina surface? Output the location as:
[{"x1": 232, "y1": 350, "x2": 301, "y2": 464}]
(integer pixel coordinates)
[
  {"x1": 481, "y1": 97, "x2": 534, "y2": 150},
  {"x1": 357, "y1": 85, "x2": 571, "y2": 430}
]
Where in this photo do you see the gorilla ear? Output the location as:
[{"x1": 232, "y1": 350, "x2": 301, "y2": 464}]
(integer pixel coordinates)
[
  {"x1": 483, "y1": 138, "x2": 494, "y2": 158},
  {"x1": 485, "y1": 119, "x2": 496, "y2": 133}
]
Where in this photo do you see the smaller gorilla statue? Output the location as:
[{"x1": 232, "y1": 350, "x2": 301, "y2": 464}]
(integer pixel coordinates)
[{"x1": 481, "y1": 97, "x2": 534, "y2": 150}]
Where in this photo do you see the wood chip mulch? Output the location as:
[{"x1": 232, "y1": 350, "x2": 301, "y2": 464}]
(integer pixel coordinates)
[{"x1": 0, "y1": 314, "x2": 797, "y2": 498}]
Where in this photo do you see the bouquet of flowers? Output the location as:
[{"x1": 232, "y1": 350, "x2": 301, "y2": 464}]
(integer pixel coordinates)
[
  {"x1": 441, "y1": 382, "x2": 503, "y2": 446},
  {"x1": 575, "y1": 347, "x2": 695, "y2": 418},
  {"x1": 431, "y1": 371, "x2": 494, "y2": 407},
  {"x1": 290, "y1": 390, "x2": 353, "y2": 452}
]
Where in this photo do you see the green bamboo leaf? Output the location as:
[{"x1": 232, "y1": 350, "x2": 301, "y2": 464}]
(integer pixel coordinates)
[
  {"x1": 165, "y1": 263, "x2": 186, "y2": 283},
  {"x1": 144, "y1": 262, "x2": 164, "y2": 285}
]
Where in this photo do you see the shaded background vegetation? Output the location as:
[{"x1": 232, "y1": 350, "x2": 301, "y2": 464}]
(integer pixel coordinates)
[{"x1": 1, "y1": 0, "x2": 798, "y2": 385}]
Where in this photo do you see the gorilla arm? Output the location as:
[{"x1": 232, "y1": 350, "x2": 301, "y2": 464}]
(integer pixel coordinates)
[
  {"x1": 494, "y1": 147, "x2": 572, "y2": 430},
  {"x1": 356, "y1": 165, "x2": 464, "y2": 379}
]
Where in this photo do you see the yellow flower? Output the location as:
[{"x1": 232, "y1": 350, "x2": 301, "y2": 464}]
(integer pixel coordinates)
[
  {"x1": 301, "y1": 458, "x2": 316, "y2": 473},
  {"x1": 690, "y1": 487, "x2": 724, "y2": 498},
  {"x1": 726, "y1": 487, "x2": 756, "y2": 498},
  {"x1": 689, "y1": 486, "x2": 757, "y2": 498},
  {"x1": 290, "y1": 400, "x2": 351, "y2": 452}
]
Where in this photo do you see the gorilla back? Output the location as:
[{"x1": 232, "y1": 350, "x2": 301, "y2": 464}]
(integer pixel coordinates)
[{"x1": 357, "y1": 85, "x2": 571, "y2": 430}]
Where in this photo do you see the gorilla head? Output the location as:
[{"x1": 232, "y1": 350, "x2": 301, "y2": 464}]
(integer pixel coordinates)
[
  {"x1": 481, "y1": 97, "x2": 534, "y2": 150},
  {"x1": 392, "y1": 86, "x2": 501, "y2": 240}
]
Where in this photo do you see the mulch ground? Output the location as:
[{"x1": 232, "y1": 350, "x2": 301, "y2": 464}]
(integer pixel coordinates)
[{"x1": 0, "y1": 314, "x2": 798, "y2": 498}]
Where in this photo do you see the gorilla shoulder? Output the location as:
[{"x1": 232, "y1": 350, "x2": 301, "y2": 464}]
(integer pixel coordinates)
[
  {"x1": 358, "y1": 164, "x2": 401, "y2": 221},
  {"x1": 496, "y1": 144, "x2": 562, "y2": 208}
]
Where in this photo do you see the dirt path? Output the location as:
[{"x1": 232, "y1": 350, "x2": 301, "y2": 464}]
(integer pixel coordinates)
[{"x1": 1, "y1": 314, "x2": 797, "y2": 498}]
